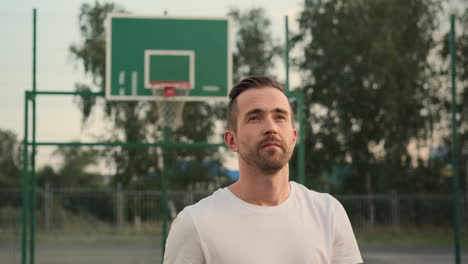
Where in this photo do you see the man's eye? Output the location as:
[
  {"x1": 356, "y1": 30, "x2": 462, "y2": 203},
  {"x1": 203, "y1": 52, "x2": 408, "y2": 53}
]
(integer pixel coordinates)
[
  {"x1": 277, "y1": 115, "x2": 286, "y2": 120},
  {"x1": 249, "y1": 116, "x2": 259, "y2": 121}
]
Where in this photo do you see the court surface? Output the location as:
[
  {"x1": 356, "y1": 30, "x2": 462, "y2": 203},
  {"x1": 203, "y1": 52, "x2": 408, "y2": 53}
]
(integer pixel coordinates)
[{"x1": 1, "y1": 238, "x2": 467, "y2": 264}]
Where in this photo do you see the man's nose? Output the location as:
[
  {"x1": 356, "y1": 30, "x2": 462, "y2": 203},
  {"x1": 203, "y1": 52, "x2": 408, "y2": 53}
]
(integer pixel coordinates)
[{"x1": 263, "y1": 117, "x2": 278, "y2": 135}]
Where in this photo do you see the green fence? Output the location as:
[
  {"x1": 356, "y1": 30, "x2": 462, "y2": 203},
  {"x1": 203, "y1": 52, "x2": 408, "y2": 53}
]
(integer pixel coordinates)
[
  {"x1": 2, "y1": 186, "x2": 467, "y2": 263},
  {"x1": 4, "y1": 187, "x2": 467, "y2": 235}
]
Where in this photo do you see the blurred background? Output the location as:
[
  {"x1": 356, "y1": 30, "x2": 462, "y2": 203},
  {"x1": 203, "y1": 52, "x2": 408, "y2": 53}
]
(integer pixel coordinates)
[{"x1": 1, "y1": 0, "x2": 468, "y2": 263}]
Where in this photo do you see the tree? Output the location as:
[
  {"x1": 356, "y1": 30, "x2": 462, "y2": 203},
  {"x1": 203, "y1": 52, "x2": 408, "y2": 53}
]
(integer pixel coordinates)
[
  {"x1": 36, "y1": 165, "x2": 59, "y2": 187},
  {"x1": 441, "y1": 8, "x2": 468, "y2": 198},
  {"x1": 37, "y1": 146, "x2": 103, "y2": 188},
  {"x1": 70, "y1": 2, "x2": 223, "y2": 189},
  {"x1": 228, "y1": 7, "x2": 282, "y2": 83},
  {"x1": 294, "y1": 0, "x2": 443, "y2": 193},
  {"x1": 0, "y1": 128, "x2": 21, "y2": 188},
  {"x1": 69, "y1": 2, "x2": 148, "y2": 186},
  {"x1": 55, "y1": 146, "x2": 103, "y2": 187}
]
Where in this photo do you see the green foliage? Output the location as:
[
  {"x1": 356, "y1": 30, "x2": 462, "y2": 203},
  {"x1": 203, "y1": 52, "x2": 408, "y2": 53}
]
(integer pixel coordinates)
[
  {"x1": 37, "y1": 165, "x2": 59, "y2": 187},
  {"x1": 295, "y1": 0, "x2": 443, "y2": 193},
  {"x1": 57, "y1": 189, "x2": 115, "y2": 223},
  {"x1": 37, "y1": 146, "x2": 103, "y2": 188},
  {"x1": 70, "y1": 2, "x2": 125, "y2": 89},
  {"x1": 68, "y1": 4, "x2": 286, "y2": 190},
  {"x1": 0, "y1": 206, "x2": 21, "y2": 230},
  {"x1": 169, "y1": 158, "x2": 232, "y2": 190},
  {"x1": 69, "y1": 2, "x2": 224, "y2": 189},
  {"x1": 69, "y1": 2, "x2": 150, "y2": 186},
  {"x1": 356, "y1": 228, "x2": 468, "y2": 248},
  {"x1": 441, "y1": 10, "x2": 468, "y2": 195},
  {"x1": 0, "y1": 128, "x2": 21, "y2": 188},
  {"x1": 70, "y1": 2, "x2": 126, "y2": 122},
  {"x1": 228, "y1": 7, "x2": 282, "y2": 83}
]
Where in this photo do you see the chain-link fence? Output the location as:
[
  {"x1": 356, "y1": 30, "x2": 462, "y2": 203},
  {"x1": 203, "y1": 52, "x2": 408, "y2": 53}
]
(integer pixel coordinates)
[
  {"x1": 2, "y1": 187, "x2": 467, "y2": 234},
  {"x1": 1, "y1": 187, "x2": 467, "y2": 263},
  {"x1": 0, "y1": 188, "x2": 22, "y2": 263},
  {"x1": 338, "y1": 193, "x2": 468, "y2": 232}
]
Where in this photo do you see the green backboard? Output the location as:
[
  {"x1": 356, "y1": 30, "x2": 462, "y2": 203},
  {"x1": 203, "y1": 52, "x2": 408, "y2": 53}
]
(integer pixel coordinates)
[{"x1": 106, "y1": 14, "x2": 231, "y2": 101}]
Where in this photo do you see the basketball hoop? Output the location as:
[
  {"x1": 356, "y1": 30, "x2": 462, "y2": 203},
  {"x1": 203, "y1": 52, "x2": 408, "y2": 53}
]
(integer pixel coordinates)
[{"x1": 151, "y1": 81, "x2": 191, "y2": 130}]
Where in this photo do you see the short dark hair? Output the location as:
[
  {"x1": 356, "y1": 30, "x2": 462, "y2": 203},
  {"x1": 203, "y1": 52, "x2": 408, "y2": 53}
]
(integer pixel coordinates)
[{"x1": 227, "y1": 76, "x2": 293, "y2": 132}]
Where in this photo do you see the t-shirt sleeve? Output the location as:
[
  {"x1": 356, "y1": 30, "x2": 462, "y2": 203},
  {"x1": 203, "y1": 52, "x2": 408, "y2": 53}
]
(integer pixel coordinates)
[
  {"x1": 330, "y1": 197, "x2": 363, "y2": 264},
  {"x1": 163, "y1": 209, "x2": 205, "y2": 264}
]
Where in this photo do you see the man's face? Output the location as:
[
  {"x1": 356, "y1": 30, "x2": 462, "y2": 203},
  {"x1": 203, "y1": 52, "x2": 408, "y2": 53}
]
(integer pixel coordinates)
[{"x1": 226, "y1": 87, "x2": 297, "y2": 174}]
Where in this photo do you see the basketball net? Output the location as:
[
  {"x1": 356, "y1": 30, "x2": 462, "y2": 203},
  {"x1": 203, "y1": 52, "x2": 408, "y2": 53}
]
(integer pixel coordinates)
[{"x1": 151, "y1": 81, "x2": 191, "y2": 130}]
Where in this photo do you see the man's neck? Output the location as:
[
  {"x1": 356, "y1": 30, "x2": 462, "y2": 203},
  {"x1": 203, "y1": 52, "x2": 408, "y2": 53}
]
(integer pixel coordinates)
[{"x1": 228, "y1": 164, "x2": 291, "y2": 207}]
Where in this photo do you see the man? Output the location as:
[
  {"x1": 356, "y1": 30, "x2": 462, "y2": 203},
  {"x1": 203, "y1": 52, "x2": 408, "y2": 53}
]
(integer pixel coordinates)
[{"x1": 164, "y1": 76, "x2": 363, "y2": 264}]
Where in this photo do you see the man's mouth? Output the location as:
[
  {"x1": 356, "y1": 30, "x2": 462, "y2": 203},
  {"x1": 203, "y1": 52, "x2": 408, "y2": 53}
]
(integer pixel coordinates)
[{"x1": 260, "y1": 141, "x2": 282, "y2": 150}]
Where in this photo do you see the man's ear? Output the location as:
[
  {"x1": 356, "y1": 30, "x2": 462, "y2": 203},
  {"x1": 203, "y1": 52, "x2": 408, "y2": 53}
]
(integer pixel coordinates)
[
  {"x1": 293, "y1": 128, "x2": 297, "y2": 145},
  {"x1": 224, "y1": 130, "x2": 238, "y2": 152}
]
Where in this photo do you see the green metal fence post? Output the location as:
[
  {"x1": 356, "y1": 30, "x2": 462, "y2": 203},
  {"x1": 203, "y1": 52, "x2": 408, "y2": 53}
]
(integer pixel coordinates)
[
  {"x1": 449, "y1": 13, "x2": 461, "y2": 264},
  {"x1": 22, "y1": 92, "x2": 30, "y2": 264},
  {"x1": 34, "y1": 90, "x2": 105, "y2": 96},
  {"x1": 29, "y1": 102, "x2": 37, "y2": 264},
  {"x1": 33, "y1": 140, "x2": 225, "y2": 148},
  {"x1": 284, "y1": 15, "x2": 305, "y2": 185},
  {"x1": 161, "y1": 126, "x2": 170, "y2": 260},
  {"x1": 21, "y1": 86, "x2": 229, "y2": 263},
  {"x1": 30, "y1": 8, "x2": 37, "y2": 264},
  {"x1": 285, "y1": 15, "x2": 290, "y2": 93},
  {"x1": 297, "y1": 93, "x2": 306, "y2": 185}
]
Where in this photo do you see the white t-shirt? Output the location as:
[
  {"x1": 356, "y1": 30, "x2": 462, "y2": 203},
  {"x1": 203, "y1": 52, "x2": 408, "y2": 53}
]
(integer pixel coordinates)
[{"x1": 164, "y1": 181, "x2": 363, "y2": 264}]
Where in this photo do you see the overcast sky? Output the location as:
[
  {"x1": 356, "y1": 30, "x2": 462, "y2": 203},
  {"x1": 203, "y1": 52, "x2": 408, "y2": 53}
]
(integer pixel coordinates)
[{"x1": 1, "y1": 0, "x2": 302, "y2": 172}]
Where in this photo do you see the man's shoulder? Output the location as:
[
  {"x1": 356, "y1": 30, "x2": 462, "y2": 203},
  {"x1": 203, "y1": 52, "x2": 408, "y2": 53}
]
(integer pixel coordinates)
[
  {"x1": 291, "y1": 183, "x2": 362, "y2": 264},
  {"x1": 291, "y1": 181, "x2": 336, "y2": 201},
  {"x1": 180, "y1": 188, "x2": 229, "y2": 219},
  {"x1": 291, "y1": 181, "x2": 343, "y2": 212}
]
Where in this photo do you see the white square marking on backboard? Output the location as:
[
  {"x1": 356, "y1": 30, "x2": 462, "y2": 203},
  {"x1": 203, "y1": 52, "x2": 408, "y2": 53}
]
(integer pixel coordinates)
[{"x1": 144, "y1": 50, "x2": 195, "y2": 89}]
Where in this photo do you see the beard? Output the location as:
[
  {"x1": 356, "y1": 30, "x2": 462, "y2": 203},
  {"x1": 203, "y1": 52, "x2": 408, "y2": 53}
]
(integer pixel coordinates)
[{"x1": 238, "y1": 136, "x2": 294, "y2": 174}]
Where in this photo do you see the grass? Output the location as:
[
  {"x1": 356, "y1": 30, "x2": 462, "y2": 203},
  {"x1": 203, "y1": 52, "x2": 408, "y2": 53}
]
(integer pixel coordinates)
[
  {"x1": 5, "y1": 226, "x2": 465, "y2": 248},
  {"x1": 2, "y1": 205, "x2": 466, "y2": 248},
  {"x1": 36, "y1": 234, "x2": 161, "y2": 245},
  {"x1": 0, "y1": 224, "x2": 163, "y2": 245},
  {"x1": 356, "y1": 227, "x2": 468, "y2": 248}
]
